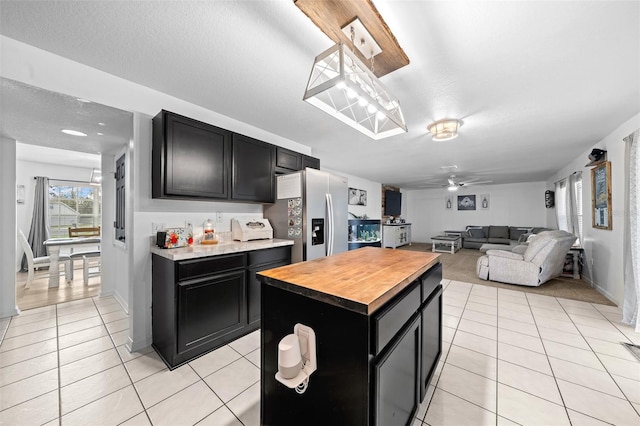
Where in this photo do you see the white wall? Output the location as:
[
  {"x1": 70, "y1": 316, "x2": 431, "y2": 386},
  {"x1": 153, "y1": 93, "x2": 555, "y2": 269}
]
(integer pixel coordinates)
[
  {"x1": 546, "y1": 113, "x2": 640, "y2": 305},
  {"x1": 15, "y1": 160, "x2": 96, "y2": 271},
  {"x1": 324, "y1": 168, "x2": 382, "y2": 219},
  {"x1": 405, "y1": 182, "x2": 548, "y2": 243},
  {"x1": 0, "y1": 36, "x2": 313, "y2": 347},
  {"x1": 1, "y1": 139, "x2": 18, "y2": 318}
]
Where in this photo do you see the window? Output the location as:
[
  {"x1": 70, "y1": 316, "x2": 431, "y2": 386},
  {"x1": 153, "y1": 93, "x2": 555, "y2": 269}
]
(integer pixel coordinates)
[
  {"x1": 554, "y1": 172, "x2": 582, "y2": 245},
  {"x1": 49, "y1": 181, "x2": 101, "y2": 238},
  {"x1": 575, "y1": 174, "x2": 583, "y2": 245}
]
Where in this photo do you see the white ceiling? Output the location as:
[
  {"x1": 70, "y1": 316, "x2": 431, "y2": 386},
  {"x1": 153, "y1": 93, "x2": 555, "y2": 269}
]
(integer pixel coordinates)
[{"x1": 1, "y1": 1, "x2": 638, "y2": 187}]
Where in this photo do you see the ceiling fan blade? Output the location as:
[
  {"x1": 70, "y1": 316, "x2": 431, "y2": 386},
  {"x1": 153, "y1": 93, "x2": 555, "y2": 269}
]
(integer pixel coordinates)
[{"x1": 462, "y1": 180, "x2": 493, "y2": 186}]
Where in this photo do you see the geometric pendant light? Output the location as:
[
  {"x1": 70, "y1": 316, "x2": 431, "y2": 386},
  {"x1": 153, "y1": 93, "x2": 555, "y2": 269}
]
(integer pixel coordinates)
[{"x1": 303, "y1": 43, "x2": 407, "y2": 140}]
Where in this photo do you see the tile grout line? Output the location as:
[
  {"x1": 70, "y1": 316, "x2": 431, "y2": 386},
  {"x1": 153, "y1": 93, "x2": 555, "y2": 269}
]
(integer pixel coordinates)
[{"x1": 91, "y1": 296, "x2": 154, "y2": 426}]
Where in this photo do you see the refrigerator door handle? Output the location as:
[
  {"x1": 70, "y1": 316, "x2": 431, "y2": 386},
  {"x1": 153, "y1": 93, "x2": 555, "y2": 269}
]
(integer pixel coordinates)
[{"x1": 326, "y1": 193, "x2": 334, "y2": 256}]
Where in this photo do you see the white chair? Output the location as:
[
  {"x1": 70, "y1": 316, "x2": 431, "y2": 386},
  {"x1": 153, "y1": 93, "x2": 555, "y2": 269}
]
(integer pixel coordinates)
[
  {"x1": 18, "y1": 230, "x2": 71, "y2": 288},
  {"x1": 69, "y1": 250, "x2": 101, "y2": 284}
]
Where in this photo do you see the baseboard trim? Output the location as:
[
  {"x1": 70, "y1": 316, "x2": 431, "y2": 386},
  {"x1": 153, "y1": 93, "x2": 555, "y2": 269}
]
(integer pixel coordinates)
[
  {"x1": 585, "y1": 277, "x2": 618, "y2": 306},
  {"x1": 112, "y1": 291, "x2": 129, "y2": 315}
]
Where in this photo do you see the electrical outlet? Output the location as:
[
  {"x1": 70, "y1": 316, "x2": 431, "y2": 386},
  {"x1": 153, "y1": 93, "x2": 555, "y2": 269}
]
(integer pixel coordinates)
[
  {"x1": 216, "y1": 212, "x2": 223, "y2": 223},
  {"x1": 152, "y1": 222, "x2": 165, "y2": 233}
]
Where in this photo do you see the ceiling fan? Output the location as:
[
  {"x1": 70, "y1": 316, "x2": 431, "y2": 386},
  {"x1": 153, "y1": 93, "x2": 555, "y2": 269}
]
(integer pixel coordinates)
[{"x1": 420, "y1": 175, "x2": 493, "y2": 191}]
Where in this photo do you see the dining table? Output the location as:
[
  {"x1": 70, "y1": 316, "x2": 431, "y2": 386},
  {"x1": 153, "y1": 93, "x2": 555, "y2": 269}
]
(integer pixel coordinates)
[{"x1": 43, "y1": 237, "x2": 101, "y2": 287}]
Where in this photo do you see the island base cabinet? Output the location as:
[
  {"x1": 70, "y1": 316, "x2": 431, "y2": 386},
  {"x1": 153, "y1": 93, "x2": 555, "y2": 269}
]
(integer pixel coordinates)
[
  {"x1": 420, "y1": 286, "x2": 443, "y2": 401},
  {"x1": 372, "y1": 314, "x2": 421, "y2": 426},
  {"x1": 260, "y1": 263, "x2": 442, "y2": 426},
  {"x1": 261, "y1": 284, "x2": 370, "y2": 426}
]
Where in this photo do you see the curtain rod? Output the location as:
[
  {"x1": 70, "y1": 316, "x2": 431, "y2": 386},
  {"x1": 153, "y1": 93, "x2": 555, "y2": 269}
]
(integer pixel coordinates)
[
  {"x1": 553, "y1": 171, "x2": 581, "y2": 185},
  {"x1": 34, "y1": 177, "x2": 92, "y2": 185}
]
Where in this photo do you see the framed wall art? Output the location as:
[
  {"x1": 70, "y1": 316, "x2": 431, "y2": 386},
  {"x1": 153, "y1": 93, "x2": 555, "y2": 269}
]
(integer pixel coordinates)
[
  {"x1": 445, "y1": 195, "x2": 453, "y2": 210},
  {"x1": 480, "y1": 194, "x2": 490, "y2": 210},
  {"x1": 348, "y1": 187, "x2": 367, "y2": 206},
  {"x1": 458, "y1": 195, "x2": 476, "y2": 211},
  {"x1": 591, "y1": 161, "x2": 612, "y2": 230}
]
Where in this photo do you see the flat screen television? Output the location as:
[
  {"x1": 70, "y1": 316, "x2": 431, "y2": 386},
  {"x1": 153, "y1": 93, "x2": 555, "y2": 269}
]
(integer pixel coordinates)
[{"x1": 384, "y1": 190, "x2": 402, "y2": 216}]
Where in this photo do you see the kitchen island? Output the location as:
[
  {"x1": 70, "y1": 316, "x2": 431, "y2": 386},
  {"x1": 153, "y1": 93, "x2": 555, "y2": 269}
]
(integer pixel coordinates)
[{"x1": 257, "y1": 247, "x2": 442, "y2": 426}]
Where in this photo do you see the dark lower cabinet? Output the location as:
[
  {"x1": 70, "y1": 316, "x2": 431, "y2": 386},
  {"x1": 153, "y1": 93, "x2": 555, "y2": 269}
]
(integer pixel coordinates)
[
  {"x1": 177, "y1": 270, "x2": 245, "y2": 354},
  {"x1": 152, "y1": 246, "x2": 291, "y2": 369},
  {"x1": 247, "y1": 246, "x2": 292, "y2": 327}
]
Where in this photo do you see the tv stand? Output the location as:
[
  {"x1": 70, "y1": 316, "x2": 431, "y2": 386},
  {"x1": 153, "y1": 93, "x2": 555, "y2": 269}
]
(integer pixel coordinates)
[{"x1": 382, "y1": 224, "x2": 411, "y2": 249}]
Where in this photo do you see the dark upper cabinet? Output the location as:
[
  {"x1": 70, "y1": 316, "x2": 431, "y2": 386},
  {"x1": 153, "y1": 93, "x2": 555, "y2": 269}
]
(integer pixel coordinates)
[
  {"x1": 302, "y1": 154, "x2": 321, "y2": 170},
  {"x1": 153, "y1": 110, "x2": 230, "y2": 199},
  {"x1": 276, "y1": 147, "x2": 320, "y2": 174},
  {"x1": 276, "y1": 147, "x2": 302, "y2": 172},
  {"x1": 153, "y1": 109, "x2": 318, "y2": 202},
  {"x1": 231, "y1": 134, "x2": 275, "y2": 203}
]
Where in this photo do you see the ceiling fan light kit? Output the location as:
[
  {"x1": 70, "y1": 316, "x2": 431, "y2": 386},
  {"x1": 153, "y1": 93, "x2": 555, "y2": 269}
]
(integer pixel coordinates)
[{"x1": 427, "y1": 118, "x2": 464, "y2": 141}]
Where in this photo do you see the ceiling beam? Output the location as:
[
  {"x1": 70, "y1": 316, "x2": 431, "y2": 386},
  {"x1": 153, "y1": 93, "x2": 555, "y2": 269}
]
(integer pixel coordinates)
[{"x1": 294, "y1": 0, "x2": 410, "y2": 77}]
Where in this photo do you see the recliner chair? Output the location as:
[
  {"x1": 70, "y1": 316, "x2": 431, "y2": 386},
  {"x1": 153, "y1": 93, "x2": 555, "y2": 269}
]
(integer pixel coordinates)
[{"x1": 476, "y1": 230, "x2": 577, "y2": 287}]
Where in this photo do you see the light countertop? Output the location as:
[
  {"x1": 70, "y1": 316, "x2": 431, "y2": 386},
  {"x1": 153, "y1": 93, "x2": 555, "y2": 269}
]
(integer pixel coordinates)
[
  {"x1": 257, "y1": 247, "x2": 440, "y2": 315},
  {"x1": 151, "y1": 238, "x2": 294, "y2": 261}
]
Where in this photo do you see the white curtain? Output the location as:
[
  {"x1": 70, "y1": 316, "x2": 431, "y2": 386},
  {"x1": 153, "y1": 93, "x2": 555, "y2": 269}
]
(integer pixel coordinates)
[
  {"x1": 555, "y1": 173, "x2": 581, "y2": 240},
  {"x1": 622, "y1": 129, "x2": 639, "y2": 332}
]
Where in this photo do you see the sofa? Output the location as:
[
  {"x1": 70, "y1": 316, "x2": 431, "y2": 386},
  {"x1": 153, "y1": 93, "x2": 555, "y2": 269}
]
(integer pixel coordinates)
[
  {"x1": 446, "y1": 226, "x2": 551, "y2": 250},
  {"x1": 476, "y1": 230, "x2": 577, "y2": 286}
]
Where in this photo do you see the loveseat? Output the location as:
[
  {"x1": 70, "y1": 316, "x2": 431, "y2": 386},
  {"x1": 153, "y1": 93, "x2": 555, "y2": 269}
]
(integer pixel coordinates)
[{"x1": 446, "y1": 226, "x2": 551, "y2": 249}]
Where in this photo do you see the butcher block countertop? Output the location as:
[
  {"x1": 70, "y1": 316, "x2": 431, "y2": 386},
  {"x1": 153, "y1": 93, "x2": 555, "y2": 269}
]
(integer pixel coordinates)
[{"x1": 257, "y1": 247, "x2": 440, "y2": 315}]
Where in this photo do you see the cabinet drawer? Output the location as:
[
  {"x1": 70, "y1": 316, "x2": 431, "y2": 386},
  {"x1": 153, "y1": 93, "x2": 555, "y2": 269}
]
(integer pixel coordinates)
[
  {"x1": 421, "y1": 263, "x2": 442, "y2": 302},
  {"x1": 372, "y1": 281, "x2": 421, "y2": 355},
  {"x1": 248, "y1": 246, "x2": 291, "y2": 267},
  {"x1": 177, "y1": 254, "x2": 245, "y2": 281}
]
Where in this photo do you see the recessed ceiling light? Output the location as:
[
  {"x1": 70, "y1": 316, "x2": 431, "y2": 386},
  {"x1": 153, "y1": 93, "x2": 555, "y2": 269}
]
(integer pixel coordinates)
[
  {"x1": 76, "y1": 98, "x2": 92, "y2": 103},
  {"x1": 97, "y1": 132, "x2": 104, "y2": 136},
  {"x1": 98, "y1": 122, "x2": 106, "y2": 126},
  {"x1": 61, "y1": 129, "x2": 87, "y2": 137}
]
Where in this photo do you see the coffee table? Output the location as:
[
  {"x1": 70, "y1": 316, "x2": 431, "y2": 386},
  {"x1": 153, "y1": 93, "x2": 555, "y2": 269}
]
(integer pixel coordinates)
[{"x1": 431, "y1": 235, "x2": 462, "y2": 254}]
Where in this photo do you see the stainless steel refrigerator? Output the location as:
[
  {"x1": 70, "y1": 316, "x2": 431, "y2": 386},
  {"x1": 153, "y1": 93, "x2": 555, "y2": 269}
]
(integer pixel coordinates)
[{"x1": 265, "y1": 168, "x2": 348, "y2": 263}]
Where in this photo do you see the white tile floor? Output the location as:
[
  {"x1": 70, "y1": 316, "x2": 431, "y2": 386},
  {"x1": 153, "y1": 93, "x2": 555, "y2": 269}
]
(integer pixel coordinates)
[{"x1": 1, "y1": 279, "x2": 639, "y2": 425}]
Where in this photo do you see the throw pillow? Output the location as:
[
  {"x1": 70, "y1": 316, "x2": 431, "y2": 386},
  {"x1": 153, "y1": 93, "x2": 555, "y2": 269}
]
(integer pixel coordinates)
[{"x1": 468, "y1": 228, "x2": 485, "y2": 238}]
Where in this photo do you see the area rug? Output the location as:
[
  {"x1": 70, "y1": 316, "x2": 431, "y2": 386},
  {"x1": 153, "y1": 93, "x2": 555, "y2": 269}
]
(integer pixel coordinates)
[{"x1": 400, "y1": 244, "x2": 615, "y2": 306}]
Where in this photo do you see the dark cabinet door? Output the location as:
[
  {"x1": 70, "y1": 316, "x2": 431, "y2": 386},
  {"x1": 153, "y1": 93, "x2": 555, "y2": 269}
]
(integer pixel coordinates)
[
  {"x1": 372, "y1": 314, "x2": 420, "y2": 426},
  {"x1": 155, "y1": 111, "x2": 230, "y2": 199},
  {"x1": 247, "y1": 260, "x2": 290, "y2": 326},
  {"x1": 302, "y1": 154, "x2": 320, "y2": 170},
  {"x1": 231, "y1": 134, "x2": 275, "y2": 202},
  {"x1": 420, "y1": 286, "x2": 442, "y2": 401},
  {"x1": 177, "y1": 270, "x2": 246, "y2": 355},
  {"x1": 276, "y1": 147, "x2": 302, "y2": 171}
]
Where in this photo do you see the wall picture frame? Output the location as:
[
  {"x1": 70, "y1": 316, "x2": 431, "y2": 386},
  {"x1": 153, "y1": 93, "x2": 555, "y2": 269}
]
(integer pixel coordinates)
[
  {"x1": 480, "y1": 194, "x2": 490, "y2": 210},
  {"x1": 445, "y1": 195, "x2": 453, "y2": 210},
  {"x1": 457, "y1": 195, "x2": 476, "y2": 211},
  {"x1": 591, "y1": 161, "x2": 612, "y2": 230},
  {"x1": 348, "y1": 187, "x2": 367, "y2": 206}
]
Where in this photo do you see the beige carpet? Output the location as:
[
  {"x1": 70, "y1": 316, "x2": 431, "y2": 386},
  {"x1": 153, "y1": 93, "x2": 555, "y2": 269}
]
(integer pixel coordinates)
[{"x1": 400, "y1": 244, "x2": 616, "y2": 306}]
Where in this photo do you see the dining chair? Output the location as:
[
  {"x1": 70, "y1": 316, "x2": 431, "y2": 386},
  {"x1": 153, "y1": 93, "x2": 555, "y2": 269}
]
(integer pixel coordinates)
[{"x1": 18, "y1": 230, "x2": 71, "y2": 288}]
